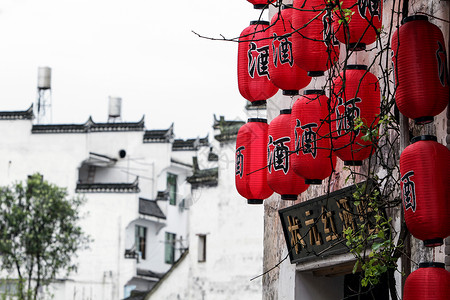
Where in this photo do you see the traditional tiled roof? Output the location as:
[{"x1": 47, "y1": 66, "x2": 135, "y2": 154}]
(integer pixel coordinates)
[
  {"x1": 213, "y1": 115, "x2": 245, "y2": 142},
  {"x1": 75, "y1": 177, "x2": 140, "y2": 193},
  {"x1": 143, "y1": 123, "x2": 174, "y2": 143},
  {"x1": 208, "y1": 148, "x2": 219, "y2": 162},
  {"x1": 32, "y1": 116, "x2": 145, "y2": 134},
  {"x1": 123, "y1": 290, "x2": 148, "y2": 300},
  {"x1": 172, "y1": 135, "x2": 209, "y2": 151},
  {"x1": 0, "y1": 105, "x2": 34, "y2": 120},
  {"x1": 136, "y1": 269, "x2": 165, "y2": 279},
  {"x1": 156, "y1": 190, "x2": 169, "y2": 201},
  {"x1": 170, "y1": 158, "x2": 192, "y2": 169},
  {"x1": 186, "y1": 157, "x2": 218, "y2": 189},
  {"x1": 139, "y1": 198, "x2": 166, "y2": 219},
  {"x1": 187, "y1": 167, "x2": 219, "y2": 189}
]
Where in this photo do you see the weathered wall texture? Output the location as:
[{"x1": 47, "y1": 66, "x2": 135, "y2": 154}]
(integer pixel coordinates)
[{"x1": 263, "y1": 0, "x2": 449, "y2": 299}]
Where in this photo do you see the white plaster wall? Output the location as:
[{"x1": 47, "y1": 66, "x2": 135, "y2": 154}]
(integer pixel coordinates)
[
  {"x1": 145, "y1": 137, "x2": 264, "y2": 300},
  {"x1": 187, "y1": 139, "x2": 264, "y2": 300},
  {"x1": 0, "y1": 117, "x2": 190, "y2": 299},
  {"x1": 171, "y1": 149, "x2": 197, "y2": 166},
  {"x1": 74, "y1": 192, "x2": 137, "y2": 299},
  {"x1": 144, "y1": 254, "x2": 190, "y2": 300},
  {"x1": 125, "y1": 218, "x2": 167, "y2": 273}
]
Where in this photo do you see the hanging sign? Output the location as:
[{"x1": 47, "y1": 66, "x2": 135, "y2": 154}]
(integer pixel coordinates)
[{"x1": 279, "y1": 181, "x2": 379, "y2": 264}]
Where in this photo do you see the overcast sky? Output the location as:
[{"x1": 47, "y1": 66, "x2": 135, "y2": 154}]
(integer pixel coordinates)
[{"x1": 0, "y1": 0, "x2": 269, "y2": 138}]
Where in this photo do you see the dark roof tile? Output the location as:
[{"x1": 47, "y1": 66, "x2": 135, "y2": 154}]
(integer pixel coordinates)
[{"x1": 139, "y1": 198, "x2": 166, "y2": 219}]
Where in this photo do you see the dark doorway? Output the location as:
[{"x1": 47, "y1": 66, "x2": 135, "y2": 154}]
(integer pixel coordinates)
[{"x1": 344, "y1": 272, "x2": 389, "y2": 299}]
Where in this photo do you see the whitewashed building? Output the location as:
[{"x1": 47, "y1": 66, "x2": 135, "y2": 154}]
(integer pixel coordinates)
[
  {"x1": 0, "y1": 104, "x2": 208, "y2": 299},
  {"x1": 142, "y1": 115, "x2": 265, "y2": 300}
]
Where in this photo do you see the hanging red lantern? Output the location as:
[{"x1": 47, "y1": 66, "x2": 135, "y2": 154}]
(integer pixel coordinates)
[
  {"x1": 267, "y1": 109, "x2": 309, "y2": 199},
  {"x1": 331, "y1": 65, "x2": 380, "y2": 166},
  {"x1": 403, "y1": 262, "x2": 450, "y2": 300},
  {"x1": 333, "y1": 0, "x2": 382, "y2": 50},
  {"x1": 291, "y1": 90, "x2": 336, "y2": 184},
  {"x1": 392, "y1": 15, "x2": 449, "y2": 124},
  {"x1": 238, "y1": 21, "x2": 279, "y2": 106},
  {"x1": 400, "y1": 135, "x2": 450, "y2": 247},
  {"x1": 269, "y1": 5, "x2": 311, "y2": 95},
  {"x1": 235, "y1": 118, "x2": 274, "y2": 204},
  {"x1": 292, "y1": 0, "x2": 340, "y2": 77},
  {"x1": 247, "y1": 0, "x2": 275, "y2": 9}
]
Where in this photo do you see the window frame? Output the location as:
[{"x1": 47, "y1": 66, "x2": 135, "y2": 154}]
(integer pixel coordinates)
[
  {"x1": 135, "y1": 225, "x2": 147, "y2": 260},
  {"x1": 198, "y1": 234, "x2": 207, "y2": 263},
  {"x1": 167, "y1": 173, "x2": 177, "y2": 206},
  {"x1": 164, "y1": 232, "x2": 176, "y2": 264}
]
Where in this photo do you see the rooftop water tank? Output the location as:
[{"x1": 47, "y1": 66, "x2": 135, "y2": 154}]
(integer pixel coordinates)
[
  {"x1": 37, "y1": 67, "x2": 51, "y2": 89},
  {"x1": 108, "y1": 96, "x2": 122, "y2": 118}
]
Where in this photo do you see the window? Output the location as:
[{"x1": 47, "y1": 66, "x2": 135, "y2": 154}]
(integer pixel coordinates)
[
  {"x1": 135, "y1": 225, "x2": 147, "y2": 260},
  {"x1": 167, "y1": 173, "x2": 177, "y2": 205},
  {"x1": 198, "y1": 234, "x2": 206, "y2": 262},
  {"x1": 165, "y1": 232, "x2": 176, "y2": 264}
]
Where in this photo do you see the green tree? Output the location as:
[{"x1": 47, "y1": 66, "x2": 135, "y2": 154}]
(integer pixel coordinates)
[{"x1": 0, "y1": 173, "x2": 90, "y2": 300}]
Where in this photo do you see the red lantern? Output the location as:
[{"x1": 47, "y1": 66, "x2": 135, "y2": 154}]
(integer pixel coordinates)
[
  {"x1": 333, "y1": 0, "x2": 382, "y2": 50},
  {"x1": 331, "y1": 65, "x2": 380, "y2": 166},
  {"x1": 403, "y1": 262, "x2": 450, "y2": 300},
  {"x1": 292, "y1": 0, "x2": 339, "y2": 77},
  {"x1": 235, "y1": 118, "x2": 274, "y2": 204},
  {"x1": 238, "y1": 21, "x2": 279, "y2": 106},
  {"x1": 267, "y1": 109, "x2": 309, "y2": 200},
  {"x1": 269, "y1": 5, "x2": 311, "y2": 95},
  {"x1": 247, "y1": 0, "x2": 275, "y2": 9},
  {"x1": 291, "y1": 90, "x2": 336, "y2": 184},
  {"x1": 392, "y1": 15, "x2": 449, "y2": 124},
  {"x1": 400, "y1": 135, "x2": 450, "y2": 246}
]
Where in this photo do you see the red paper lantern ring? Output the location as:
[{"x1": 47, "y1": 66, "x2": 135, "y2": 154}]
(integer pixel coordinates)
[
  {"x1": 247, "y1": 0, "x2": 275, "y2": 9},
  {"x1": 292, "y1": 0, "x2": 339, "y2": 77},
  {"x1": 403, "y1": 262, "x2": 450, "y2": 300},
  {"x1": 235, "y1": 118, "x2": 274, "y2": 204},
  {"x1": 291, "y1": 90, "x2": 337, "y2": 184},
  {"x1": 269, "y1": 5, "x2": 311, "y2": 95},
  {"x1": 392, "y1": 15, "x2": 449, "y2": 124},
  {"x1": 238, "y1": 21, "x2": 279, "y2": 106},
  {"x1": 333, "y1": 0, "x2": 382, "y2": 50},
  {"x1": 331, "y1": 65, "x2": 380, "y2": 166},
  {"x1": 267, "y1": 109, "x2": 309, "y2": 200},
  {"x1": 400, "y1": 135, "x2": 450, "y2": 247}
]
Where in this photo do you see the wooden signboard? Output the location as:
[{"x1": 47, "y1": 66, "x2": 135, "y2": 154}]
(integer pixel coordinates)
[{"x1": 279, "y1": 181, "x2": 379, "y2": 264}]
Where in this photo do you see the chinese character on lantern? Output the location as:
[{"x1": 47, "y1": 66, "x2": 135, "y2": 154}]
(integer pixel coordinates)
[{"x1": 248, "y1": 42, "x2": 270, "y2": 78}]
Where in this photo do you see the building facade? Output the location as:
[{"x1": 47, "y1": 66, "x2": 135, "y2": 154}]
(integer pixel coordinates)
[
  {"x1": 0, "y1": 105, "x2": 204, "y2": 299},
  {"x1": 143, "y1": 115, "x2": 265, "y2": 300}
]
